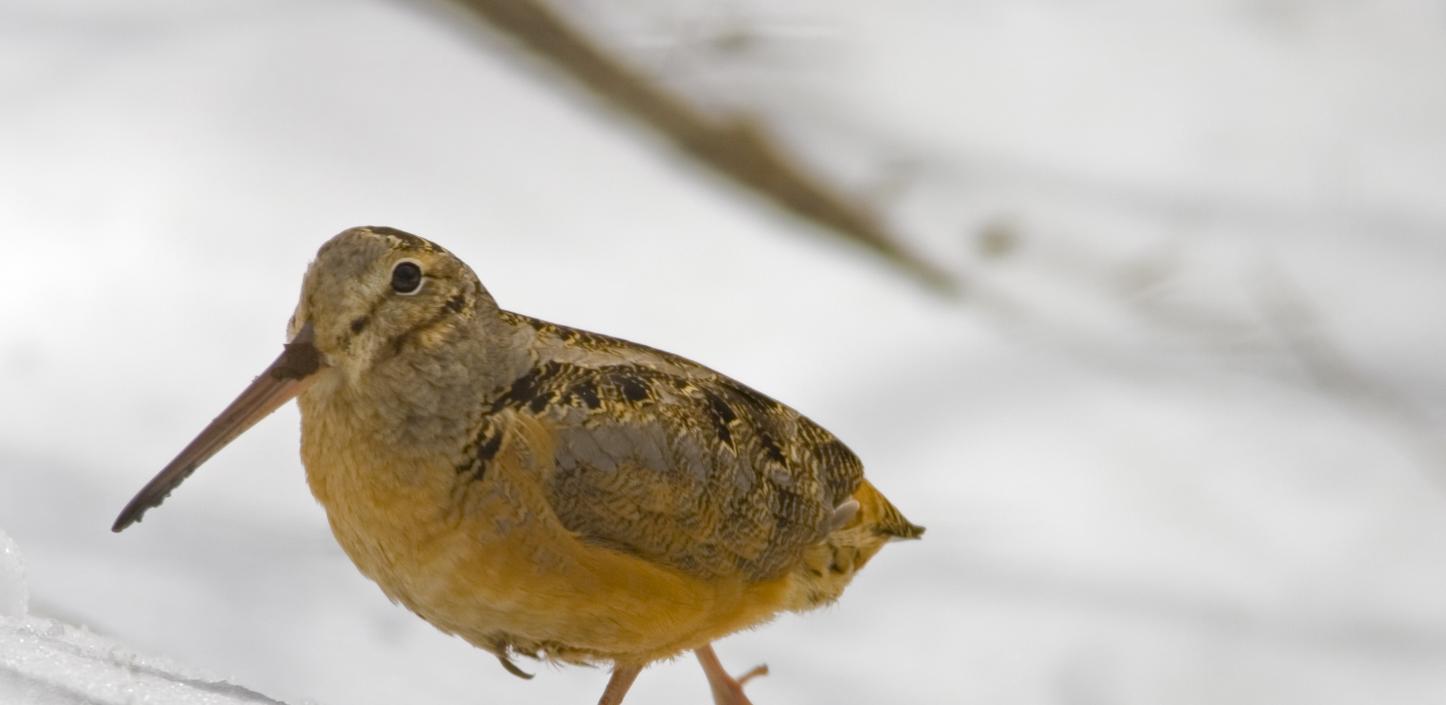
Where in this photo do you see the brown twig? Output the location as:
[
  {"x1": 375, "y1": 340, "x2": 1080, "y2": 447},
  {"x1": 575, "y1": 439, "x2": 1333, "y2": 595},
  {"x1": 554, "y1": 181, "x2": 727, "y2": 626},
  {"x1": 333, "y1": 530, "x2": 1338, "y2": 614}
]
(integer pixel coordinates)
[{"x1": 430, "y1": 0, "x2": 957, "y2": 292}]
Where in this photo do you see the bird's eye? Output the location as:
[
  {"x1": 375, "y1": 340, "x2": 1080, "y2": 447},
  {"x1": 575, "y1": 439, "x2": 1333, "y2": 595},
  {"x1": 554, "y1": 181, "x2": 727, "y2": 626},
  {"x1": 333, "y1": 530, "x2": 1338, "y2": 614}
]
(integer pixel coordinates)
[{"x1": 391, "y1": 261, "x2": 423, "y2": 295}]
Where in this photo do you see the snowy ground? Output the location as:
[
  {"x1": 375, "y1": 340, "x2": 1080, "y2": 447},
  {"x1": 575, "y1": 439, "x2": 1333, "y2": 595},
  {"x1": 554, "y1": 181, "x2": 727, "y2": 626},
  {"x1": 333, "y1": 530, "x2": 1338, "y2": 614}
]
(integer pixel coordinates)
[
  {"x1": 2, "y1": 1, "x2": 1445, "y2": 704},
  {"x1": 1, "y1": 529, "x2": 287, "y2": 705}
]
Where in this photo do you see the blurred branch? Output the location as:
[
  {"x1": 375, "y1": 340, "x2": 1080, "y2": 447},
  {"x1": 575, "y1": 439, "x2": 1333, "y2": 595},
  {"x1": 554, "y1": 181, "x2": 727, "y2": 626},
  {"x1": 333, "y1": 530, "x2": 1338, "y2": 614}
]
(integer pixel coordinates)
[
  {"x1": 435, "y1": 0, "x2": 956, "y2": 292},
  {"x1": 1252, "y1": 264, "x2": 1446, "y2": 483}
]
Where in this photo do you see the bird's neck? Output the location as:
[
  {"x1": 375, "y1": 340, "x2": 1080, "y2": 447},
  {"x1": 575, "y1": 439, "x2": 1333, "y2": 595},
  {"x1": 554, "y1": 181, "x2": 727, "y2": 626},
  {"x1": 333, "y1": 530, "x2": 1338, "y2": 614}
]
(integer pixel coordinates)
[{"x1": 300, "y1": 309, "x2": 536, "y2": 463}]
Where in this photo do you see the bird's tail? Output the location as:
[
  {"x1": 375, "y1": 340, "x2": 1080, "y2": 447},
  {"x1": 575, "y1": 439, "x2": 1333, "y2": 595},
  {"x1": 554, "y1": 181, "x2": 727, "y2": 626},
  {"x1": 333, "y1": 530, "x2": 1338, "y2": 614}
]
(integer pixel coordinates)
[
  {"x1": 787, "y1": 480, "x2": 922, "y2": 611},
  {"x1": 852, "y1": 479, "x2": 925, "y2": 541}
]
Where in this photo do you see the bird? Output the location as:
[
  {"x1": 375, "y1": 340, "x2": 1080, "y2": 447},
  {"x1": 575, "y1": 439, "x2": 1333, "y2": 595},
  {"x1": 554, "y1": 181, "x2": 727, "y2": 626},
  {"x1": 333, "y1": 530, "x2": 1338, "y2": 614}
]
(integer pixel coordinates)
[{"x1": 113, "y1": 226, "x2": 923, "y2": 705}]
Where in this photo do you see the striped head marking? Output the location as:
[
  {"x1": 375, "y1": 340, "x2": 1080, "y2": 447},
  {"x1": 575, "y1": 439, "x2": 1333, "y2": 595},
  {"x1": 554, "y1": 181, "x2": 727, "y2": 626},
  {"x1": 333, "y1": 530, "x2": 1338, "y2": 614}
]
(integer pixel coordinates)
[
  {"x1": 112, "y1": 226, "x2": 495, "y2": 530},
  {"x1": 291, "y1": 226, "x2": 494, "y2": 381}
]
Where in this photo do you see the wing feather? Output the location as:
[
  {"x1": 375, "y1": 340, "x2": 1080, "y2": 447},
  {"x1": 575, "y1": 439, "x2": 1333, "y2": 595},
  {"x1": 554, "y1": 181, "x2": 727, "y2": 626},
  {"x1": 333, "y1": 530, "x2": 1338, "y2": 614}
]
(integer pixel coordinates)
[{"x1": 487, "y1": 315, "x2": 864, "y2": 581}]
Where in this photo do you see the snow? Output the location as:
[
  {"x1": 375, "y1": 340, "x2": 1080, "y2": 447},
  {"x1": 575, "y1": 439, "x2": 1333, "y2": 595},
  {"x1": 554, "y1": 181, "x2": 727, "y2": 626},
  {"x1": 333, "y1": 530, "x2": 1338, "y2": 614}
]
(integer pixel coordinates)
[
  {"x1": 2, "y1": 1, "x2": 1445, "y2": 704},
  {"x1": 0, "y1": 613, "x2": 289, "y2": 705},
  {"x1": 0, "y1": 531, "x2": 26, "y2": 618},
  {"x1": 1, "y1": 532, "x2": 285, "y2": 703}
]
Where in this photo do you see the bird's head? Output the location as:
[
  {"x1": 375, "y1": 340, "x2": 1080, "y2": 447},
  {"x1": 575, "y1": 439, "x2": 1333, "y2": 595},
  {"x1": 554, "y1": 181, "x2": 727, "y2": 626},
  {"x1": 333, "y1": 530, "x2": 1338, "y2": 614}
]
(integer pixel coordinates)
[
  {"x1": 112, "y1": 226, "x2": 493, "y2": 531},
  {"x1": 289, "y1": 226, "x2": 491, "y2": 384}
]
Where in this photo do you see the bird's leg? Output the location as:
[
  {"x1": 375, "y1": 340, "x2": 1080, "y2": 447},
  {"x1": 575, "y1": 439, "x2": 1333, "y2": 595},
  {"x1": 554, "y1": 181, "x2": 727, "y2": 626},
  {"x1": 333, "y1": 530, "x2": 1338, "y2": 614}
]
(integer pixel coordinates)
[
  {"x1": 694, "y1": 643, "x2": 768, "y2": 705},
  {"x1": 597, "y1": 663, "x2": 643, "y2": 705}
]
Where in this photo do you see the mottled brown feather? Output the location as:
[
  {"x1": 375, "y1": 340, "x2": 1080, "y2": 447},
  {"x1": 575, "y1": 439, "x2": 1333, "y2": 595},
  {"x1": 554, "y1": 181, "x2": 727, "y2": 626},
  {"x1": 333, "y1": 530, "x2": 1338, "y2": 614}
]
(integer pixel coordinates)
[{"x1": 450, "y1": 313, "x2": 861, "y2": 582}]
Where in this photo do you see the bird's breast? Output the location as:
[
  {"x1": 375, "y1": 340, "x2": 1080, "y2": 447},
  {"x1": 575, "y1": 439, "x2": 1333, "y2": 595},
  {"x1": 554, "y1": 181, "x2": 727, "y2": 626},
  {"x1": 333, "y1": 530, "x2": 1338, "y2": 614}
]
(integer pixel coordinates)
[
  {"x1": 298, "y1": 391, "x2": 461, "y2": 603},
  {"x1": 297, "y1": 396, "x2": 574, "y2": 652}
]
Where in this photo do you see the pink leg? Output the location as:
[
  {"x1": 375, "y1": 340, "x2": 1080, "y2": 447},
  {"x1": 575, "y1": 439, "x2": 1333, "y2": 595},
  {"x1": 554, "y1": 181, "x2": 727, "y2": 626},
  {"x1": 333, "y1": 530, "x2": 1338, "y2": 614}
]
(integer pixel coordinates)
[
  {"x1": 694, "y1": 643, "x2": 768, "y2": 705},
  {"x1": 597, "y1": 663, "x2": 643, "y2": 705}
]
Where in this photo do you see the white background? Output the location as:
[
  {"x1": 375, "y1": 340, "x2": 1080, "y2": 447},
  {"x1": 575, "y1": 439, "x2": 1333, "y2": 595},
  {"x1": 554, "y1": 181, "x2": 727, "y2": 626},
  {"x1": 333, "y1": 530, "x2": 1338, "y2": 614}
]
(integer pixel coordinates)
[{"x1": 3, "y1": 1, "x2": 1446, "y2": 703}]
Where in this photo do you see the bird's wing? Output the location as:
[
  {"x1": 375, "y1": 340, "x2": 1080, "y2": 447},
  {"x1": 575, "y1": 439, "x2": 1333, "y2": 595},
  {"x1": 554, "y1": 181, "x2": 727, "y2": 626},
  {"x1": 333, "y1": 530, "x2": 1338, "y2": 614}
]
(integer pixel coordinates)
[{"x1": 485, "y1": 315, "x2": 864, "y2": 581}]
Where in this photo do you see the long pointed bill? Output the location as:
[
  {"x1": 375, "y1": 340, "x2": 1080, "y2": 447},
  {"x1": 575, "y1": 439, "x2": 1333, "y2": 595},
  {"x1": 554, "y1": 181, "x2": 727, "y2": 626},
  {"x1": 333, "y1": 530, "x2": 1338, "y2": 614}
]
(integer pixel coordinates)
[{"x1": 112, "y1": 324, "x2": 324, "y2": 532}]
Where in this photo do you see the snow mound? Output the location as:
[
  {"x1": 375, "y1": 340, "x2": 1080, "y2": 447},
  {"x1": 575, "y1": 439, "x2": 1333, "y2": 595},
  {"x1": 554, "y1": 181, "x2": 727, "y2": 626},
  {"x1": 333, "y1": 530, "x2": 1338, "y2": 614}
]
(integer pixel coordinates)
[
  {"x1": 0, "y1": 530, "x2": 26, "y2": 618},
  {"x1": 0, "y1": 529, "x2": 286, "y2": 704},
  {"x1": 0, "y1": 615, "x2": 291, "y2": 705}
]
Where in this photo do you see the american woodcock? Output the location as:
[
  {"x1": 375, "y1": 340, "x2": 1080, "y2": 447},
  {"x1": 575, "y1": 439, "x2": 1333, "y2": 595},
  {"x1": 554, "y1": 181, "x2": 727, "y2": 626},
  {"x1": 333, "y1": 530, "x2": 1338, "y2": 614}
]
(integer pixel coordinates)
[{"x1": 113, "y1": 226, "x2": 922, "y2": 705}]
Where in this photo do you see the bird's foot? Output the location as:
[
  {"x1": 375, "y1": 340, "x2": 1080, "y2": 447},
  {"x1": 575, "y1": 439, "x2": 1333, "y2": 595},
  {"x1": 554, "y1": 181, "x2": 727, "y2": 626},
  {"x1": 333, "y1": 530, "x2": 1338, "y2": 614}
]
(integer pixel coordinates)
[{"x1": 695, "y1": 643, "x2": 767, "y2": 705}]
